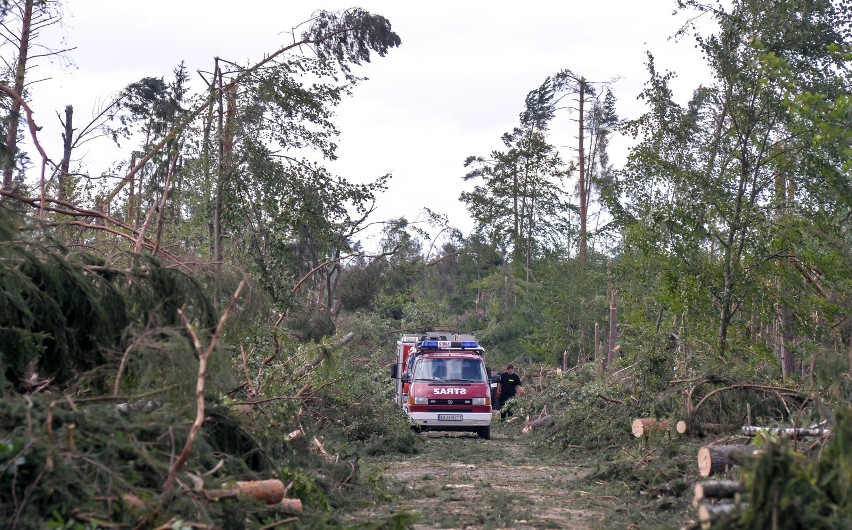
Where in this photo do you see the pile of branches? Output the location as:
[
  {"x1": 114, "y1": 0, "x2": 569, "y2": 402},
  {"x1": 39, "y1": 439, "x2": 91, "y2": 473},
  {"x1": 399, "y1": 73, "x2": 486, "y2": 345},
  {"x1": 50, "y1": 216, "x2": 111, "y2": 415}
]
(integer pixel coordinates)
[{"x1": 0, "y1": 204, "x2": 415, "y2": 528}]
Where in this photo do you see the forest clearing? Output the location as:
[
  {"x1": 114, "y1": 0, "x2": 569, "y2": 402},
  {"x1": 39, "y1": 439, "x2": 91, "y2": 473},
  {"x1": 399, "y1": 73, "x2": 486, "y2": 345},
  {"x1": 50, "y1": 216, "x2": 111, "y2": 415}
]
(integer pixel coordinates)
[{"x1": 1, "y1": 0, "x2": 851, "y2": 528}]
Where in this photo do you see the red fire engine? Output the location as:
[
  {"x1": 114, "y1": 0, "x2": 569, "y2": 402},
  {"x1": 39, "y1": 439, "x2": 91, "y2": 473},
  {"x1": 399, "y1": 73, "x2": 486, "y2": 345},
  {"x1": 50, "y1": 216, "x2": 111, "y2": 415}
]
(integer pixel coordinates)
[{"x1": 390, "y1": 333, "x2": 492, "y2": 439}]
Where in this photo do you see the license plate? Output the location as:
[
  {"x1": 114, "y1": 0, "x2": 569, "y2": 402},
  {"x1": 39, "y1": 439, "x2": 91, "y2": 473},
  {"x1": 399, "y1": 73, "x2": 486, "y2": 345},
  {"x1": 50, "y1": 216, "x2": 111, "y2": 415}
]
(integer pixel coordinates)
[{"x1": 437, "y1": 414, "x2": 463, "y2": 421}]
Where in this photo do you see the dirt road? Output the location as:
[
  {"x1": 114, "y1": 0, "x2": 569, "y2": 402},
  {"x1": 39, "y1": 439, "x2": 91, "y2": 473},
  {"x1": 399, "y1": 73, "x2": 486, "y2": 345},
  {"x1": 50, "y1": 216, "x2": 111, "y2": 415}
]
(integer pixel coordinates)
[{"x1": 350, "y1": 419, "x2": 613, "y2": 529}]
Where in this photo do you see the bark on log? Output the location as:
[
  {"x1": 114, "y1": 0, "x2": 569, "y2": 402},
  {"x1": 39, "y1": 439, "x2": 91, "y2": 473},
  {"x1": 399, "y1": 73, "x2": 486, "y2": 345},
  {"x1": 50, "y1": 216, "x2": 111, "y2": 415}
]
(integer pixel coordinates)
[
  {"x1": 692, "y1": 480, "x2": 745, "y2": 508},
  {"x1": 235, "y1": 479, "x2": 286, "y2": 504},
  {"x1": 522, "y1": 415, "x2": 554, "y2": 434},
  {"x1": 698, "y1": 502, "x2": 745, "y2": 529},
  {"x1": 697, "y1": 445, "x2": 760, "y2": 477},
  {"x1": 742, "y1": 425, "x2": 830, "y2": 437},
  {"x1": 632, "y1": 418, "x2": 669, "y2": 437}
]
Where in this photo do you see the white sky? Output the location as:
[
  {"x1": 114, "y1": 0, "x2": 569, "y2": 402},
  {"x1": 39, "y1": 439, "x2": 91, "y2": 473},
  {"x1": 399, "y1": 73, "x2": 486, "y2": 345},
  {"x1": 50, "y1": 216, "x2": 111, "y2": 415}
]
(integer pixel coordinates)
[{"x1": 24, "y1": 1, "x2": 710, "y2": 250}]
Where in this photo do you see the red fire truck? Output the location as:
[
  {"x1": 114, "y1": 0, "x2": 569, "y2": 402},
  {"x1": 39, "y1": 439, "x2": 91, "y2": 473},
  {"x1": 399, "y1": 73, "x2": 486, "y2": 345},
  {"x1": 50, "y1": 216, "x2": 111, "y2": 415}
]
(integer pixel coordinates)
[{"x1": 390, "y1": 333, "x2": 492, "y2": 439}]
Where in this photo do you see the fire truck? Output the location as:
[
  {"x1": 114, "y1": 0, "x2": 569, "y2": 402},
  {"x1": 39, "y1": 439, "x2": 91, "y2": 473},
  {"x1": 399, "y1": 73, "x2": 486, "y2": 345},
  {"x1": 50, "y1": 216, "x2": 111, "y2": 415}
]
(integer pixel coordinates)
[{"x1": 390, "y1": 333, "x2": 492, "y2": 439}]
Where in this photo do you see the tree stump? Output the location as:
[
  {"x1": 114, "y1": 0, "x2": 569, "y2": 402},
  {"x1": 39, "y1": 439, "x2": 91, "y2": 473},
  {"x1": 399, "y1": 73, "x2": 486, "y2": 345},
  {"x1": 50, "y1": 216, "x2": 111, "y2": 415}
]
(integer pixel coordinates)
[{"x1": 697, "y1": 445, "x2": 759, "y2": 477}]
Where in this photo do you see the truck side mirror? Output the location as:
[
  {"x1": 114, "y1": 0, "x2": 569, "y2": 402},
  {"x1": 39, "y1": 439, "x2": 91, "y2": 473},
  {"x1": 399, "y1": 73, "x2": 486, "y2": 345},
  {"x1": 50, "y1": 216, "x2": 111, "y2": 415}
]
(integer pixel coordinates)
[
  {"x1": 390, "y1": 364, "x2": 400, "y2": 379},
  {"x1": 401, "y1": 373, "x2": 411, "y2": 383}
]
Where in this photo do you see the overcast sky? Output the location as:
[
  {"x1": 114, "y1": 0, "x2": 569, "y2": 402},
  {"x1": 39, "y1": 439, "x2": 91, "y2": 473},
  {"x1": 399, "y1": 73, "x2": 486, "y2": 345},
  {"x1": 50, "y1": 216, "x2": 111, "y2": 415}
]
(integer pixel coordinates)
[{"x1": 26, "y1": 1, "x2": 711, "y2": 249}]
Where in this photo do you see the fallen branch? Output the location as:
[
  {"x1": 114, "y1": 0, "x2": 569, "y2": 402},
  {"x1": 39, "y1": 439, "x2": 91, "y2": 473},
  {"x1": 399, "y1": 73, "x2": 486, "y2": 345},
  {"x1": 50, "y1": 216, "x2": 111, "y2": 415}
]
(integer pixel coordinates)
[
  {"x1": 293, "y1": 332, "x2": 355, "y2": 380},
  {"x1": 693, "y1": 384, "x2": 804, "y2": 415},
  {"x1": 597, "y1": 393, "x2": 622, "y2": 404},
  {"x1": 159, "y1": 280, "x2": 245, "y2": 508}
]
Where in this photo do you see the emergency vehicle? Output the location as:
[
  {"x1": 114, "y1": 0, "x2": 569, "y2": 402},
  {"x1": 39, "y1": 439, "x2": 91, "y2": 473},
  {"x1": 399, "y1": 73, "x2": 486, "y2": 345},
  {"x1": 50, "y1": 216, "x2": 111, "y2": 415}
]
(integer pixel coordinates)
[{"x1": 390, "y1": 333, "x2": 492, "y2": 439}]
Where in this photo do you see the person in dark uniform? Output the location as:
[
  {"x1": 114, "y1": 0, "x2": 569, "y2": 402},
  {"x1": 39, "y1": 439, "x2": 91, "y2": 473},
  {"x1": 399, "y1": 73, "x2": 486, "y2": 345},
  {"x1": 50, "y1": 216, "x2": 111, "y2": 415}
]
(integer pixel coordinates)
[{"x1": 496, "y1": 363, "x2": 522, "y2": 420}]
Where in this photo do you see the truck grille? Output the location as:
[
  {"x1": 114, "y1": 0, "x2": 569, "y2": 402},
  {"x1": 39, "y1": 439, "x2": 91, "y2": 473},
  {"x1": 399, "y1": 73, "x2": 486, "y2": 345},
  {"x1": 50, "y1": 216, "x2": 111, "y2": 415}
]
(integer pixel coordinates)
[
  {"x1": 428, "y1": 399, "x2": 472, "y2": 405},
  {"x1": 427, "y1": 408, "x2": 473, "y2": 413}
]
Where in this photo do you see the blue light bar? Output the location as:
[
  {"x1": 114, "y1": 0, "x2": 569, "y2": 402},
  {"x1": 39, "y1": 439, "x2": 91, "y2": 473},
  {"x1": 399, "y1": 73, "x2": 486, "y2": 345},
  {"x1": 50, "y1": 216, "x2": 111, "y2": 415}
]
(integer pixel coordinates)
[{"x1": 418, "y1": 340, "x2": 480, "y2": 350}]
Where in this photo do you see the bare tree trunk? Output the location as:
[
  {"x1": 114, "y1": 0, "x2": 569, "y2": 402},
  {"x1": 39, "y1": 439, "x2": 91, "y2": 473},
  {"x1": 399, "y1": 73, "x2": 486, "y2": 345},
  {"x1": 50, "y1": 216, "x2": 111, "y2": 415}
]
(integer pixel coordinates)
[
  {"x1": 213, "y1": 61, "x2": 225, "y2": 271},
  {"x1": 777, "y1": 304, "x2": 796, "y2": 380},
  {"x1": 594, "y1": 321, "x2": 600, "y2": 367},
  {"x1": 577, "y1": 77, "x2": 587, "y2": 262},
  {"x1": 3, "y1": 0, "x2": 34, "y2": 189},
  {"x1": 607, "y1": 287, "x2": 618, "y2": 369},
  {"x1": 58, "y1": 105, "x2": 73, "y2": 202},
  {"x1": 127, "y1": 152, "x2": 136, "y2": 223}
]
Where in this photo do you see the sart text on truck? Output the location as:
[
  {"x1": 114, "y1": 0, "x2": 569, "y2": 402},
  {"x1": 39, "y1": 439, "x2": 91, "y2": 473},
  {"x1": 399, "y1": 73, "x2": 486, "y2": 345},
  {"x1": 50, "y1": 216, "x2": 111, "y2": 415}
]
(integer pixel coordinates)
[{"x1": 390, "y1": 334, "x2": 492, "y2": 439}]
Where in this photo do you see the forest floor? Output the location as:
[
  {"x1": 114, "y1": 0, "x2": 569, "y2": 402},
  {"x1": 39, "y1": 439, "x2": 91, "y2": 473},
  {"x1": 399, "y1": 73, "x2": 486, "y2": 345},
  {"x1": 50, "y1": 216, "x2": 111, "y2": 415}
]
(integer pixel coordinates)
[{"x1": 344, "y1": 414, "x2": 695, "y2": 529}]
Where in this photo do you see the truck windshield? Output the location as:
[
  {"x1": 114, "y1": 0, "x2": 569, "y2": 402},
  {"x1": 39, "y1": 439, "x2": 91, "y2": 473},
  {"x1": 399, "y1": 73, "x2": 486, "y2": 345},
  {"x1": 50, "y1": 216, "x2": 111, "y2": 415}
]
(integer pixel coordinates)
[{"x1": 412, "y1": 358, "x2": 486, "y2": 382}]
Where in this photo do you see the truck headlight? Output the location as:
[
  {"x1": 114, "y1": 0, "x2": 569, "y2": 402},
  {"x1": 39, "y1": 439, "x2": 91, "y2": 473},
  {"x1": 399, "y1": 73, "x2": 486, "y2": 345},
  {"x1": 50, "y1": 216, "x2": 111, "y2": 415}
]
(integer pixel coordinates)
[
  {"x1": 413, "y1": 396, "x2": 429, "y2": 404},
  {"x1": 472, "y1": 397, "x2": 487, "y2": 405}
]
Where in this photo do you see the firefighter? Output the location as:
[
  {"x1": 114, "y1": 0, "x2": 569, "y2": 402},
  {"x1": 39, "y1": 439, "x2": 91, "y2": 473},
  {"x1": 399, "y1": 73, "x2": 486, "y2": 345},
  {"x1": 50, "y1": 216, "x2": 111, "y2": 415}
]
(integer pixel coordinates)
[{"x1": 496, "y1": 363, "x2": 522, "y2": 420}]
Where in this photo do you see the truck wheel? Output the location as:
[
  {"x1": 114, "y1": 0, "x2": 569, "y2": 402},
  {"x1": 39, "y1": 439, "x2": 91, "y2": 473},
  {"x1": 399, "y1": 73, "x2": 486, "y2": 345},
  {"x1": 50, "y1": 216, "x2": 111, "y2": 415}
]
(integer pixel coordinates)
[{"x1": 477, "y1": 425, "x2": 491, "y2": 440}]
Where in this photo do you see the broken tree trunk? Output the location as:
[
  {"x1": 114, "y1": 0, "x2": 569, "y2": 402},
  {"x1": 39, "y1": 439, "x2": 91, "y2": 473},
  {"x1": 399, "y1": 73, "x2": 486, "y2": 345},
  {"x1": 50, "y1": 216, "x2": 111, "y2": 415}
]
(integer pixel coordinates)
[
  {"x1": 692, "y1": 480, "x2": 745, "y2": 508},
  {"x1": 697, "y1": 445, "x2": 760, "y2": 477},
  {"x1": 741, "y1": 425, "x2": 830, "y2": 437},
  {"x1": 632, "y1": 418, "x2": 669, "y2": 438},
  {"x1": 523, "y1": 415, "x2": 554, "y2": 434},
  {"x1": 698, "y1": 502, "x2": 746, "y2": 530}
]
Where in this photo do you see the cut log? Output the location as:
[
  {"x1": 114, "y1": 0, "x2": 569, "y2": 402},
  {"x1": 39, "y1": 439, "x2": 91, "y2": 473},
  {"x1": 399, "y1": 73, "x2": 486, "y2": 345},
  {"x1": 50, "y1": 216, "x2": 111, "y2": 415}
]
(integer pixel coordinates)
[
  {"x1": 742, "y1": 425, "x2": 830, "y2": 437},
  {"x1": 692, "y1": 480, "x2": 745, "y2": 508},
  {"x1": 523, "y1": 415, "x2": 554, "y2": 434},
  {"x1": 697, "y1": 445, "x2": 760, "y2": 477},
  {"x1": 279, "y1": 498, "x2": 303, "y2": 512},
  {"x1": 235, "y1": 479, "x2": 286, "y2": 504},
  {"x1": 632, "y1": 418, "x2": 669, "y2": 437},
  {"x1": 698, "y1": 502, "x2": 745, "y2": 529},
  {"x1": 676, "y1": 421, "x2": 738, "y2": 435}
]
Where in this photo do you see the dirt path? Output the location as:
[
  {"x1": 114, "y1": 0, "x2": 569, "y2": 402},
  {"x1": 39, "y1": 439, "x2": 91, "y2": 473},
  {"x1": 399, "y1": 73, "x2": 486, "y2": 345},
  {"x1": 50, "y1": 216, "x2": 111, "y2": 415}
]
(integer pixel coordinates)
[{"x1": 349, "y1": 419, "x2": 613, "y2": 529}]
